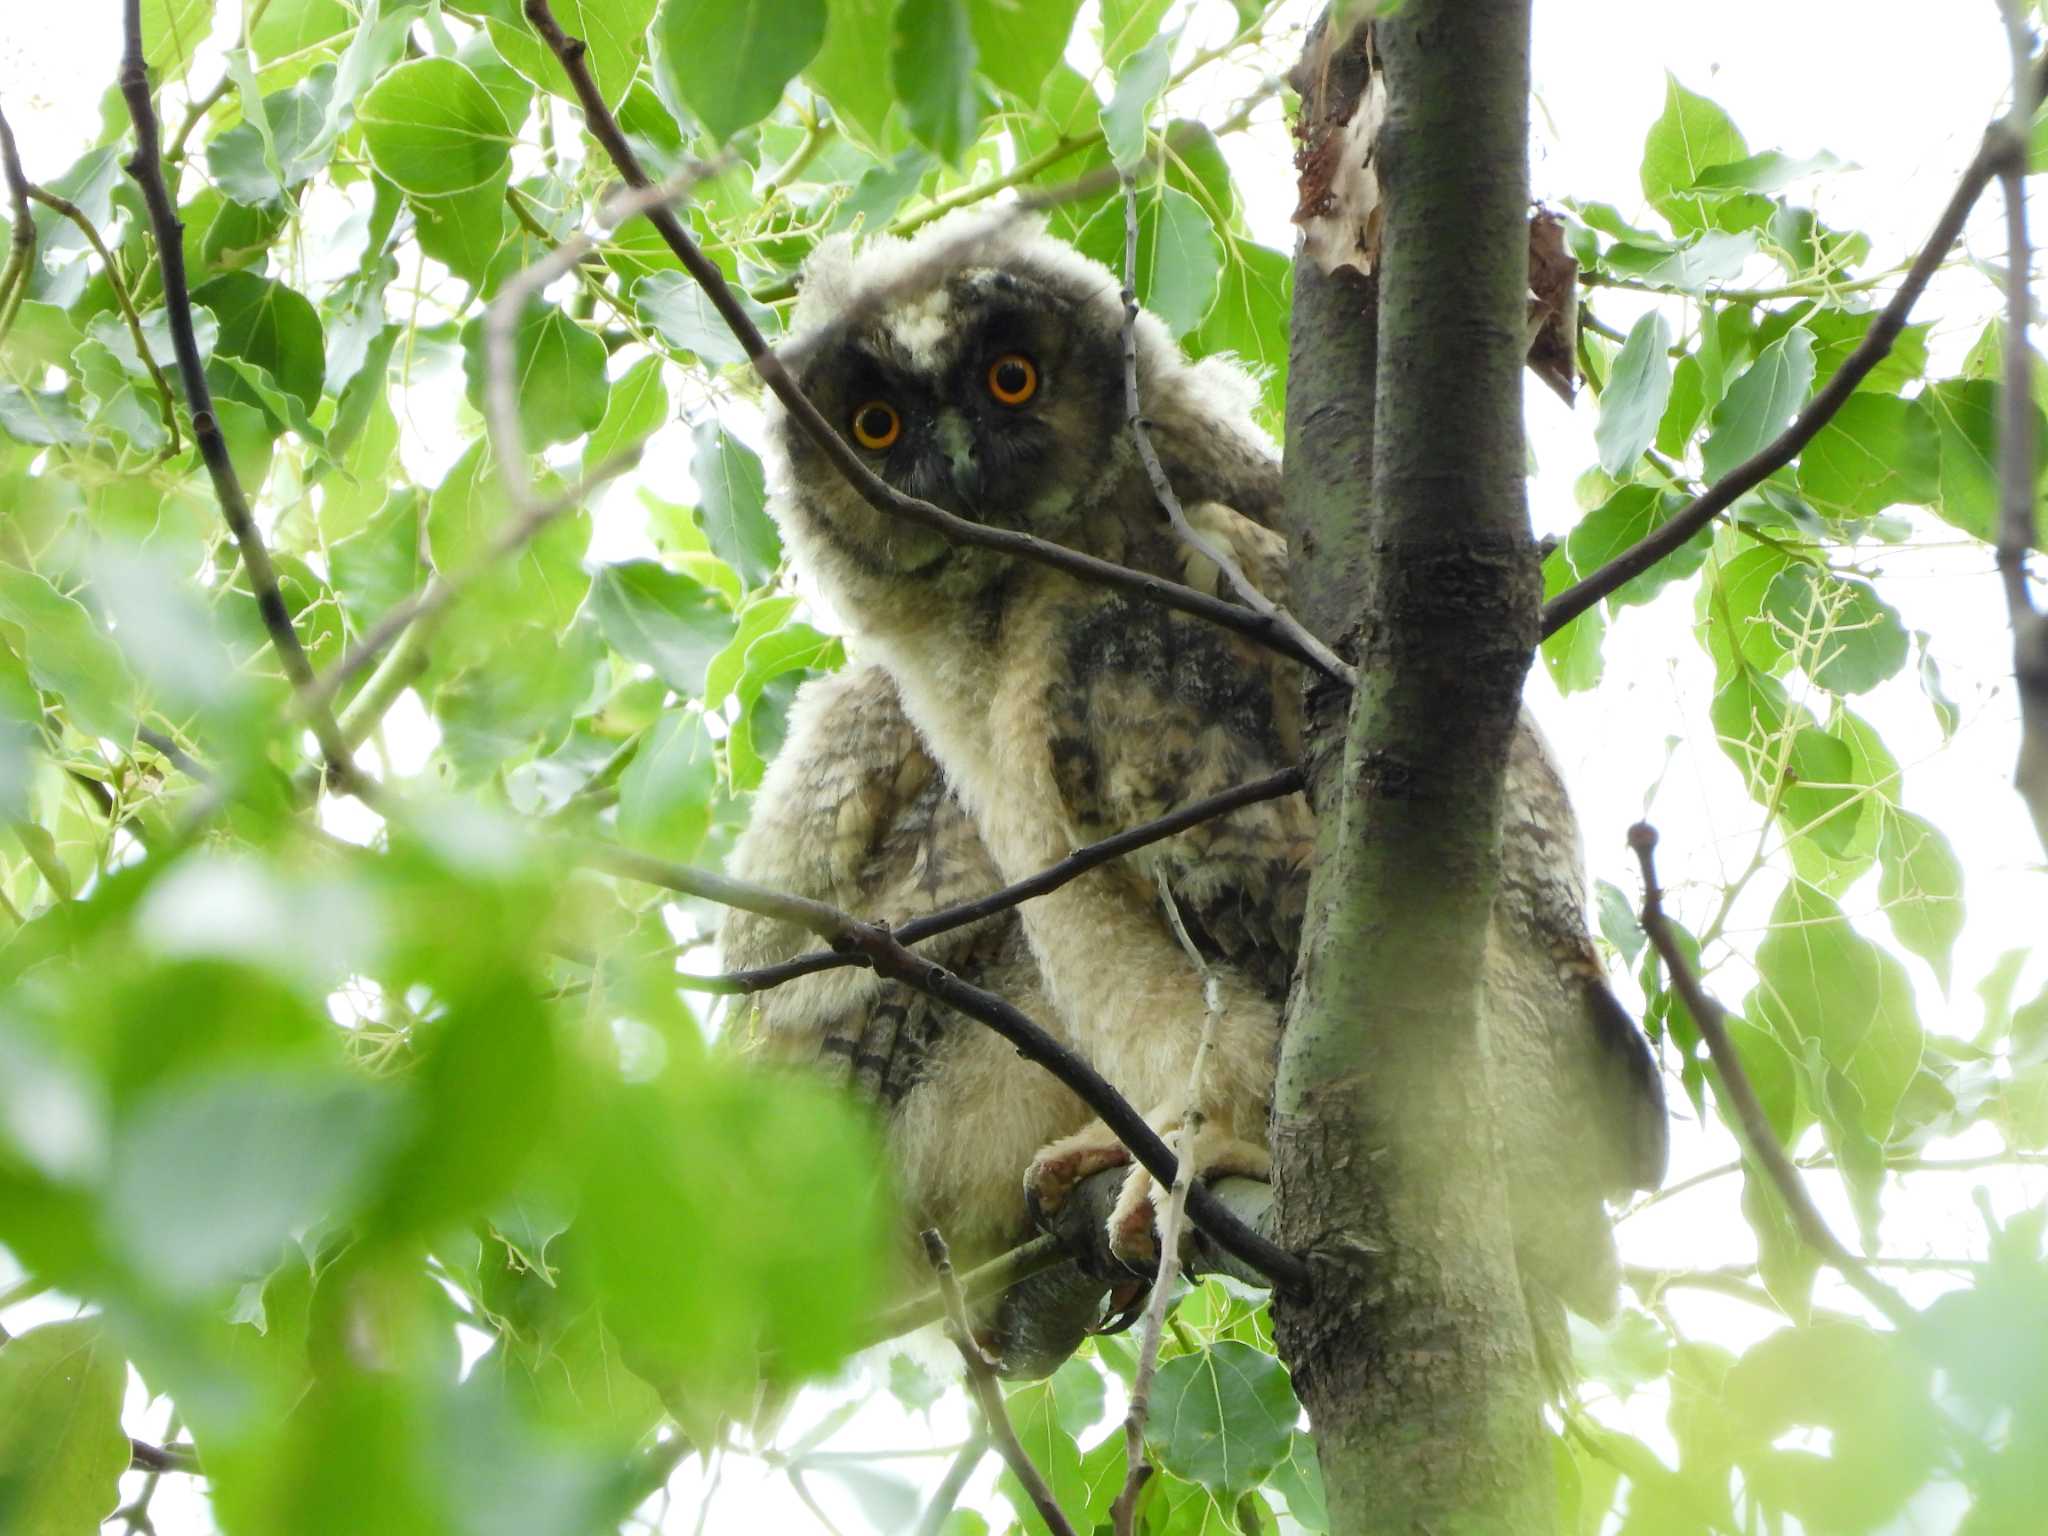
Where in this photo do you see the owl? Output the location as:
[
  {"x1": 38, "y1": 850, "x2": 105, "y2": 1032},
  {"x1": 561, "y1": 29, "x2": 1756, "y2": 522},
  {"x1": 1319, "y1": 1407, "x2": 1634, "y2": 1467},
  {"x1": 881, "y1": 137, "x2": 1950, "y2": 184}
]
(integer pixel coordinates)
[{"x1": 743, "y1": 211, "x2": 1667, "y2": 1321}]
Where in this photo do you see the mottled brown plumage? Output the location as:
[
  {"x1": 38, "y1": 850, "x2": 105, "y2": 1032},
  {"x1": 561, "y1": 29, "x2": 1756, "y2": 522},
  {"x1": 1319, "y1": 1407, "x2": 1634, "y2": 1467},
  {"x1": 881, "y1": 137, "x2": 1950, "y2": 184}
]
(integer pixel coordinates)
[{"x1": 734, "y1": 212, "x2": 1666, "y2": 1320}]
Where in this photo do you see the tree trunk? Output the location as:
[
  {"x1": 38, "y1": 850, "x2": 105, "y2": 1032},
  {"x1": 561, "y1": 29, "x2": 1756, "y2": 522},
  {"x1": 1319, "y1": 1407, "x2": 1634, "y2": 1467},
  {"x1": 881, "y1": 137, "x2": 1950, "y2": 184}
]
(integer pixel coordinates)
[{"x1": 1272, "y1": 5, "x2": 1554, "y2": 1531}]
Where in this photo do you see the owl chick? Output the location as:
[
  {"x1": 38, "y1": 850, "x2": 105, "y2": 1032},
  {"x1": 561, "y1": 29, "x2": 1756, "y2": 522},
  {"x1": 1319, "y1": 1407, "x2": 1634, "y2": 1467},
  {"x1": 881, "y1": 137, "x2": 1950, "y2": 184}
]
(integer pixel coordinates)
[
  {"x1": 758, "y1": 211, "x2": 1666, "y2": 1318},
  {"x1": 721, "y1": 662, "x2": 1094, "y2": 1275}
]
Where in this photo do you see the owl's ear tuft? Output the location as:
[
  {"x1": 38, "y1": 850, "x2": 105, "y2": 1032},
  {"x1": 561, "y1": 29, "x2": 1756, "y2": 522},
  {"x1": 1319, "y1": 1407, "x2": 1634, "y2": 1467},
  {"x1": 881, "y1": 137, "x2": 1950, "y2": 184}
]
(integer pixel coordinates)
[{"x1": 793, "y1": 233, "x2": 863, "y2": 334}]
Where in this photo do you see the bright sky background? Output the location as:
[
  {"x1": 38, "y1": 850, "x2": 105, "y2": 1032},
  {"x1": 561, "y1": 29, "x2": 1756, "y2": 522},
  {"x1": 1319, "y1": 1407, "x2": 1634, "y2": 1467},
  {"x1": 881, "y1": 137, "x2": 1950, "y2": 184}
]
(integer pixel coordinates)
[{"x1": 3, "y1": 2, "x2": 2045, "y2": 1533}]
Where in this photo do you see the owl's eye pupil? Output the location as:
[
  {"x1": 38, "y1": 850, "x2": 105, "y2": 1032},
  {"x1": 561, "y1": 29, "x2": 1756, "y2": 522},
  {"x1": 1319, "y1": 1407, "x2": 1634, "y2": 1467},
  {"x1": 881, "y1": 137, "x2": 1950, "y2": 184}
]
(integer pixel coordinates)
[
  {"x1": 852, "y1": 402, "x2": 900, "y2": 450},
  {"x1": 996, "y1": 361, "x2": 1028, "y2": 393}
]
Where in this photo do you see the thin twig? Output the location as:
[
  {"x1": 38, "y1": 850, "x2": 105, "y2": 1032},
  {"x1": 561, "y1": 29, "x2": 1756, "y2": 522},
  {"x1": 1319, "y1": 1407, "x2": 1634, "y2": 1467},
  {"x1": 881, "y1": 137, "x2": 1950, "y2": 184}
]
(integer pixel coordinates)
[
  {"x1": 127, "y1": 1438, "x2": 200, "y2": 1475},
  {"x1": 24, "y1": 183, "x2": 180, "y2": 454},
  {"x1": 519, "y1": 0, "x2": 1347, "y2": 687},
  {"x1": 1114, "y1": 879, "x2": 1225, "y2": 1536},
  {"x1": 580, "y1": 837, "x2": 1311, "y2": 1291},
  {"x1": 694, "y1": 765, "x2": 1304, "y2": 996},
  {"x1": 1628, "y1": 823, "x2": 1914, "y2": 1329},
  {"x1": 114, "y1": 3, "x2": 369, "y2": 800},
  {"x1": 1117, "y1": 174, "x2": 1354, "y2": 687},
  {"x1": 1996, "y1": 0, "x2": 2048, "y2": 849},
  {"x1": 913, "y1": 1429, "x2": 992, "y2": 1536},
  {"x1": 863, "y1": 1232, "x2": 1067, "y2": 1346},
  {"x1": 1544, "y1": 52, "x2": 2048, "y2": 639},
  {"x1": 922, "y1": 1230, "x2": 1079, "y2": 1536}
]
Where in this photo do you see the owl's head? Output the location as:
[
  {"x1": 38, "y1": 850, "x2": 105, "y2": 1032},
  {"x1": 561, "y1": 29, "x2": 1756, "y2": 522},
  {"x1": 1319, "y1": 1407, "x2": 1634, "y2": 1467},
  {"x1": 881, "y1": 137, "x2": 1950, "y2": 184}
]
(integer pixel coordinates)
[{"x1": 764, "y1": 212, "x2": 1183, "y2": 603}]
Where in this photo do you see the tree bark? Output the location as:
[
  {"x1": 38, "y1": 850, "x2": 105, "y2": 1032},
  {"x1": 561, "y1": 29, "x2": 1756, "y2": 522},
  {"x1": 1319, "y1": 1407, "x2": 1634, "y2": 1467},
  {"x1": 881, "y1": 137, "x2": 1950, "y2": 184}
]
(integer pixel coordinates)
[{"x1": 1272, "y1": 5, "x2": 1554, "y2": 1532}]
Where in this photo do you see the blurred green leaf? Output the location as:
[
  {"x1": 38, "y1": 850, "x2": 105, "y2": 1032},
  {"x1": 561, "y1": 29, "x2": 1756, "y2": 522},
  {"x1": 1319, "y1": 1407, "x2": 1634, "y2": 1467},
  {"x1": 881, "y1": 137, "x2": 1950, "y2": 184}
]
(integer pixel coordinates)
[
  {"x1": 968, "y1": 0, "x2": 1083, "y2": 105},
  {"x1": 617, "y1": 708, "x2": 716, "y2": 860},
  {"x1": 0, "y1": 1318, "x2": 131, "y2": 1536},
  {"x1": 1596, "y1": 312, "x2": 1673, "y2": 476},
  {"x1": 690, "y1": 422, "x2": 781, "y2": 588},
  {"x1": 459, "y1": 303, "x2": 611, "y2": 451},
  {"x1": 0, "y1": 565, "x2": 139, "y2": 743},
  {"x1": 892, "y1": 0, "x2": 983, "y2": 165},
  {"x1": 589, "y1": 561, "x2": 735, "y2": 696}
]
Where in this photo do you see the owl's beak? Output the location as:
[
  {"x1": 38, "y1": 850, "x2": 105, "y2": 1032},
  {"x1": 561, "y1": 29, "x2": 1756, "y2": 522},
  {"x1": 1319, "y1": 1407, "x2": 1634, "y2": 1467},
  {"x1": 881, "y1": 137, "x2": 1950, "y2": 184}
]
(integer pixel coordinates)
[{"x1": 934, "y1": 410, "x2": 982, "y2": 506}]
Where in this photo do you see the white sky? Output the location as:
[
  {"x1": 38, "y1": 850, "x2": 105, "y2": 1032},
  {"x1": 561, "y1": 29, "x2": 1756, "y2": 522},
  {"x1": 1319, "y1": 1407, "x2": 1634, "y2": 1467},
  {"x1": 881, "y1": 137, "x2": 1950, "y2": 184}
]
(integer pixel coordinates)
[{"x1": 3, "y1": 2, "x2": 2046, "y2": 1534}]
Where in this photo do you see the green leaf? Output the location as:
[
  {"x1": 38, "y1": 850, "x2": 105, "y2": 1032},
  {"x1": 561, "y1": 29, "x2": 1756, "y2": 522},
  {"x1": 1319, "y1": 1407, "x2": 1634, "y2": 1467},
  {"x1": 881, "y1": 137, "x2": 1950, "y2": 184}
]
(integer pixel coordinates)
[
  {"x1": 653, "y1": 0, "x2": 826, "y2": 143},
  {"x1": 1749, "y1": 880, "x2": 1924, "y2": 1141},
  {"x1": 691, "y1": 423, "x2": 781, "y2": 588},
  {"x1": 618, "y1": 709, "x2": 716, "y2": 859},
  {"x1": 486, "y1": 0, "x2": 659, "y2": 116},
  {"x1": 1796, "y1": 393, "x2": 1940, "y2": 518},
  {"x1": 633, "y1": 271, "x2": 779, "y2": 366},
  {"x1": 458, "y1": 303, "x2": 611, "y2": 451},
  {"x1": 585, "y1": 355, "x2": 671, "y2": 473},
  {"x1": 1708, "y1": 666, "x2": 1862, "y2": 857},
  {"x1": 1640, "y1": 75, "x2": 1748, "y2": 234},
  {"x1": 1701, "y1": 326, "x2": 1814, "y2": 483},
  {"x1": 1565, "y1": 485, "x2": 1707, "y2": 611},
  {"x1": 1188, "y1": 241, "x2": 1291, "y2": 427},
  {"x1": 891, "y1": 0, "x2": 982, "y2": 165},
  {"x1": 1075, "y1": 183, "x2": 1221, "y2": 338},
  {"x1": 1596, "y1": 312, "x2": 1673, "y2": 476},
  {"x1": 1569, "y1": 1308, "x2": 1672, "y2": 1397},
  {"x1": 1100, "y1": 31, "x2": 1171, "y2": 170},
  {"x1": 111, "y1": 1068, "x2": 399, "y2": 1296},
  {"x1": 410, "y1": 172, "x2": 513, "y2": 291},
  {"x1": 190, "y1": 271, "x2": 327, "y2": 416},
  {"x1": 141, "y1": 0, "x2": 217, "y2": 76},
  {"x1": 1539, "y1": 543, "x2": 1605, "y2": 694},
  {"x1": 359, "y1": 58, "x2": 514, "y2": 198},
  {"x1": 1922, "y1": 377, "x2": 2045, "y2": 549},
  {"x1": 805, "y1": 0, "x2": 895, "y2": 149},
  {"x1": 1099, "y1": 0, "x2": 1172, "y2": 70},
  {"x1": 999, "y1": 1377, "x2": 1089, "y2": 1534},
  {"x1": 0, "y1": 1319, "x2": 131, "y2": 1536},
  {"x1": 1692, "y1": 149, "x2": 1844, "y2": 195},
  {"x1": 1760, "y1": 567, "x2": 1908, "y2": 695},
  {"x1": 0, "y1": 564, "x2": 138, "y2": 742},
  {"x1": 1146, "y1": 1341, "x2": 1299, "y2": 1497},
  {"x1": 589, "y1": 561, "x2": 735, "y2": 696},
  {"x1": 1600, "y1": 230, "x2": 1757, "y2": 293},
  {"x1": 250, "y1": 0, "x2": 353, "y2": 58},
  {"x1": 1876, "y1": 808, "x2": 1965, "y2": 990},
  {"x1": 206, "y1": 66, "x2": 339, "y2": 205},
  {"x1": 967, "y1": 0, "x2": 1083, "y2": 105},
  {"x1": 0, "y1": 387, "x2": 89, "y2": 448},
  {"x1": 425, "y1": 440, "x2": 593, "y2": 643}
]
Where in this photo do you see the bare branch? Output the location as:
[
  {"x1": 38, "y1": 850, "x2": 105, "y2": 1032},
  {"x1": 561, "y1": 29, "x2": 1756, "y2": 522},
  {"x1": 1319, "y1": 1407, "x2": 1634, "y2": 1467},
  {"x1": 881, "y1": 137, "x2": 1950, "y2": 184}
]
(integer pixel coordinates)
[
  {"x1": 24, "y1": 183, "x2": 180, "y2": 455},
  {"x1": 518, "y1": 0, "x2": 1347, "y2": 686},
  {"x1": 694, "y1": 765, "x2": 1305, "y2": 997},
  {"x1": 1117, "y1": 174, "x2": 1355, "y2": 688},
  {"x1": 1544, "y1": 53, "x2": 2048, "y2": 640},
  {"x1": 578, "y1": 837, "x2": 1312, "y2": 1292},
  {"x1": 1997, "y1": 0, "x2": 2048, "y2": 848},
  {"x1": 128, "y1": 1438, "x2": 200, "y2": 1475},
  {"x1": 914, "y1": 1429, "x2": 991, "y2": 1536},
  {"x1": 1628, "y1": 823, "x2": 1914, "y2": 1329},
  {"x1": 923, "y1": 1229, "x2": 1079, "y2": 1536},
  {"x1": 114, "y1": 3, "x2": 369, "y2": 801}
]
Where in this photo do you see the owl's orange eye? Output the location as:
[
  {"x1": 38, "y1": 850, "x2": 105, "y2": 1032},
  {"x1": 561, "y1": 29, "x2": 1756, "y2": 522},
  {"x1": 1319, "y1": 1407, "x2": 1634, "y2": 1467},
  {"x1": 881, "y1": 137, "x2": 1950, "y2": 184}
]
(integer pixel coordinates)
[
  {"x1": 987, "y1": 353, "x2": 1037, "y2": 406},
  {"x1": 851, "y1": 401, "x2": 900, "y2": 450}
]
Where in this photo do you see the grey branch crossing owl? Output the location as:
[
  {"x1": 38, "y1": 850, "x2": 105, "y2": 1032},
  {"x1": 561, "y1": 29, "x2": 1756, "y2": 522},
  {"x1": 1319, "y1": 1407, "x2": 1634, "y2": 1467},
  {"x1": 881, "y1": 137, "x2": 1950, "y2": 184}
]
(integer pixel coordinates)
[{"x1": 723, "y1": 211, "x2": 1667, "y2": 1333}]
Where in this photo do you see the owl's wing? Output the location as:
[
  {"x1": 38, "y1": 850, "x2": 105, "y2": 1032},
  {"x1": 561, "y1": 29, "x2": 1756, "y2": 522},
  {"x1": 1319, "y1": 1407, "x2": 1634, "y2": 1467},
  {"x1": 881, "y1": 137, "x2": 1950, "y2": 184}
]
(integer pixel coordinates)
[
  {"x1": 722, "y1": 663, "x2": 1094, "y2": 1266},
  {"x1": 722, "y1": 663, "x2": 1003, "y2": 1105}
]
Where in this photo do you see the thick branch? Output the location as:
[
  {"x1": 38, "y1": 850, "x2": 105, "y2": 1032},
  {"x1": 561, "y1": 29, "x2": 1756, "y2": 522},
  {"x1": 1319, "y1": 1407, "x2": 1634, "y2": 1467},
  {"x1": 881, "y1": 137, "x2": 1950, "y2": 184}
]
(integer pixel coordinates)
[
  {"x1": 923, "y1": 1230, "x2": 1079, "y2": 1536},
  {"x1": 697, "y1": 766, "x2": 1304, "y2": 996},
  {"x1": 579, "y1": 838, "x2": 1312, "y2": 1292},
  {"x1": 0, "y1": 102, "x2": 37, "y2": 349},
  {"x1": 1997, "y1": 5, "x2": 2048, "y2": 849},
  {"x1": 519, "y1": 0, "x2": 1345, "y2": 687},
  {"x1": 1543, "y1": 52, "x2": 2048, "y2": 639},
  {"x1": 1628, "y1": 822, "x2": 1915, "y2": 1329},
  {"x1": 115, "y1": 4, "x2": 366, "y2": 796}
]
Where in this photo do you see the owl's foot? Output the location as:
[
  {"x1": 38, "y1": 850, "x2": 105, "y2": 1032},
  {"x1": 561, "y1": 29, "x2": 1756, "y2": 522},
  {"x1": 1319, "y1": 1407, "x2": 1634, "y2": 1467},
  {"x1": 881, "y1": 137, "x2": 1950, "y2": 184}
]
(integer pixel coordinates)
[
  {"x1": 1023, "y1": 1121, "x2": 1133, "y2": 1226},
  {"x1": 1107, "y1": 1125, "x2": 1271, "y2": 1271}
]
